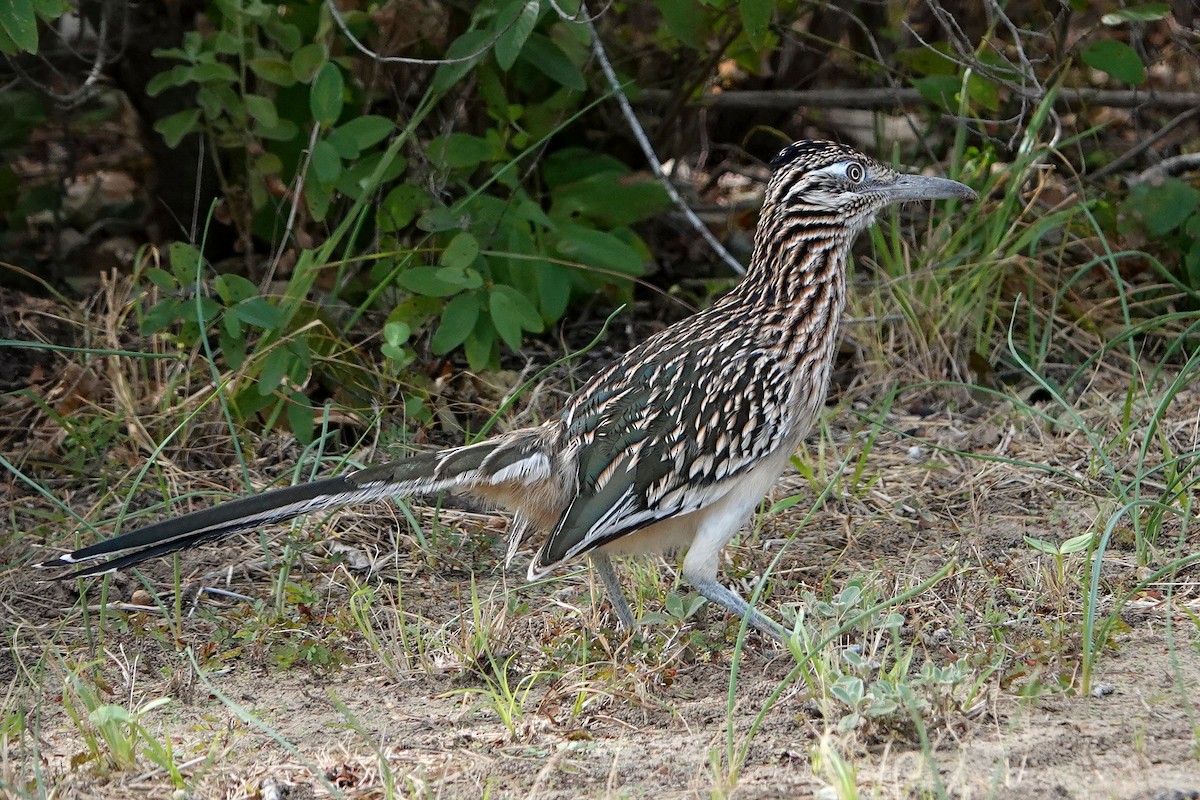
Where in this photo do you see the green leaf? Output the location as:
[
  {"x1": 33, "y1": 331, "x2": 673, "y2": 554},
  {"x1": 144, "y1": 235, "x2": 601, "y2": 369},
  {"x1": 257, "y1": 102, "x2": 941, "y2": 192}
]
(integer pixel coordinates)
[
  {"x1": 657, "y1": 0, "x2": 706, "y2": 49},
  {"x1": 417, "y1": 206, "x2": 464, "y2": 233},
  {"x1": 249, "y1": 56, "x2": 296, "y2": 86},
  {"x1": 555, "y1": 225, "x2": 646, "y2": 275},
  {"x1": 377, "y1": 184, "x2": 429, "y2": 231},
  {"x1": 464, "y1": 323, "x2": 496, "y2": 371},
  {"x1": 190, "y1": 296, "x2": 222, "y2": 325},
  {"x1": 1186, "y1": 240, "x2": 1200, "y2": 291},
  {"x1": 397, "y1": 266, "x2": 462, "y2": 297},
  {"x1": 1102, "y1": 4, "x2": 1170, "y2": 24},
  {"x1": 1129, "y1": 179, "x2": 1200, "y2": 235},
  {"x1": 168, "y1": 241, "x2": 203, "y2": 285},
  {"x1": 310, "y1": 62, "x2": 344, "y2": 125},
  {"x1": 244, "y1": 94, "x2": 279, "y2": 127},
  {"x1": 305, "y1": 181, "x2": 332, "y2": 222},
  {"x1": 140, "y1": 298, "x2": 182, "y2": 333},
  {"x1": 432, "y1": 30, "x2": 491, "y2": 93},
  {"x1": 260, "y1": 13, "x2": 299, "y2": 46},
  {"x1": 519, "y1": 33, "x2": 585, "y2": 90},
  {"x1": 552, "y1": 172, "x2": 671, "y2": 227},
  {"x1": 89, "y1": 705, "x2": 133, "y2": 726},
  {"x1": 894, "y1": 44, "x2": 957, "y2": 76},
  {"x1": 0, "y1": 0, "x2": 38, "y2": 53},
  {"x1": 291, "y1": 43, "x2": 327, "y2": 82},
  {"x1": 154, "y1": 109, "x2": 201, "y2": 148},
  {"x1": 328, "y1": 115, "x2": 393, "y2": 156},
  {"x1": 219, "y1": 326, "x2": 246, "y2": 369},
  {"x1": 256, "y1": 119, "x2": 299, "y2": 142},
  {"x1": 965, "y1": 73, "x2": 1000, "y2": 112},
  {"x1": 256, "y1": 152, "x2": 283, "y2": 176},
  {"x1": 740, "y1": 0, "x2": 772, "y2": 45},
  {"x1": 430, "y1": 132, "x2": 492, "y2": 169},
  {"x1": 543, "y1": 147, "x2": 635, "y2": 186},
  {"x1": 830, "y1": 676, "x2": 864, "y2": 707},
  {"x1": 258, "y1": 347, "x2": 291, "y2": 396},
  {"x1": 536, "y1": 262, "x2": 572, "y2": 320},
  {"x1": 214, "y1": 273, "x2": 256, "y2": 303},
  {"x1": 192, "y1": 62, "x2": 239, "y2": 84},
  {"x1": 336, "y1": 150, "x2": 405, "y2": 198},
  {"x1": 310, "y1": 139, "x2": 342, "y2": 183},
  {"x1": 144, "y1": 267, "x2": 177, "y2": 293},
  {"x1": 490, "y1": 292, "x2": 524, "y2": 351},
  {"x1": 222, "y1": 310, "x2": 241, "y2": 340},
  {"x1": 911, "y1": 75, "x2": 960, "y2": 109},
  {"x1": 230, "y1": 298, "x2": 284, "y2": 329},
  {"x1": 146, "y1": 65, "x2": 196, "y2": 96},
  {"x1": 436, "y1": 265, "x2": 484, "y2": 290},
  {"x1": 431, "y1": 292, "x2": 482, "y2": 354},
  {"x1": 384, "y1": 321, "x2": 411, "y2": 347},
  {"x1": 1186, "y1": 213, "x2": 1200, "y2": 239},
  {"x1": 1081, "y1": 39, "x2": 1146, "y2": 85},
  {"x1": 1024, "y1": 535, "x2": 1058, "y2": 555},
  {"x1": 34, "y1": 0, "x2": 71, "y2": 14},
  {"x1": 494, "y1": 0, "x2": 540, "y2": 71},
  {"x1": 440, "y1": 231, "x2": 480, "y2": 270},
  {"x1": 1059, "y1": 532, "x2": 1096, "y2": 554},
  {"x1": 287, "y1": 390, "x2": 314, "y2": 445},
  {"x1": 489, "y1": 284, "x2": 544, "y2": 352}
]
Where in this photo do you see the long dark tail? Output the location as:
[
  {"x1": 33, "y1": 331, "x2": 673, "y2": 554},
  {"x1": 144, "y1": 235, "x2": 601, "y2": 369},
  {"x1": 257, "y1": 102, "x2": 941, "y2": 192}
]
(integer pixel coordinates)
[{"x1": 37, "y1": 431, "x2": 554, "y2": 579}]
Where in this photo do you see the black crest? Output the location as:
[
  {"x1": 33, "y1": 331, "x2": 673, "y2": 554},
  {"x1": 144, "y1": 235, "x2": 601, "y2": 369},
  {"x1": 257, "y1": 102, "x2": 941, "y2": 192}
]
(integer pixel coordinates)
[{"x1": 770, "y1": 140, "x2": 858, "y2": 172}]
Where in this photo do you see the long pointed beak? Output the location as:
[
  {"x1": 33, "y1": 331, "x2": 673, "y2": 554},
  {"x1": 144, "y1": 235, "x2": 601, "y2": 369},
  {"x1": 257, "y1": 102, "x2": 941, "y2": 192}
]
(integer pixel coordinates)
[{"x1": 875, "y1": 174, "x2": 977, "y2": 203}]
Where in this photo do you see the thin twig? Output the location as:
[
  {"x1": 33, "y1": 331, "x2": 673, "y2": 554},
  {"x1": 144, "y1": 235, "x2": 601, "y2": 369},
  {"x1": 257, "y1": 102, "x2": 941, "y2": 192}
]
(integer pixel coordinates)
[
  {"x1": 582, "y1": 3, "x2": 746, "y2": 275},
  {"x1": 636, "y1": 87, "x2": 1200, "y2": 111},
  {"x1": 1089, "y1": 106, "x2": 1200, "y2": 181},
  {"x1": 1129, "y1": 152, "x2": 1200, "y2": 186}
]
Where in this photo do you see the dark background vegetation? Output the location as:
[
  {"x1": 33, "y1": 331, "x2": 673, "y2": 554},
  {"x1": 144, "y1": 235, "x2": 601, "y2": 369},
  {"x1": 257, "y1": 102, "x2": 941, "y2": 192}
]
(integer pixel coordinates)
[
  {"x1": 1, "y1": 3, "x2": 1199, "y2": 797},
  {"x1": 3, "y1": 0, "x2": 1198, "y2": 446}
]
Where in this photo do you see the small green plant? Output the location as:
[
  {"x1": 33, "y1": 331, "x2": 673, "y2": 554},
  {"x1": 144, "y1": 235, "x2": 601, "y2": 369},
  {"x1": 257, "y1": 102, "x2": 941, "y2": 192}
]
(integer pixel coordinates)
[
  {"x1": 453, "y1": 651, "x2": 546, "y2": 739},
  {"x1": 1119, "y1": 177, "x2": 1200, "y2": 296},
  {"x1": 1024, "y1": 530, "x2": 1096, "y2": 588},
  {"x1": 62, "y1": 670, "x2": 174, "y2": 774},
  {"x1": 810, "y1": 735, "x2": 860, "y2": 800}
]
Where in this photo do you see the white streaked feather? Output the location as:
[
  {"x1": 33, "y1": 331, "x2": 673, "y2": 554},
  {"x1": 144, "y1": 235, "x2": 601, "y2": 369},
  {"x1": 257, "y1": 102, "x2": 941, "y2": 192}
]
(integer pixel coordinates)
[{"x1": 485, "y1": 452, "x2": 551, "y2": 486}]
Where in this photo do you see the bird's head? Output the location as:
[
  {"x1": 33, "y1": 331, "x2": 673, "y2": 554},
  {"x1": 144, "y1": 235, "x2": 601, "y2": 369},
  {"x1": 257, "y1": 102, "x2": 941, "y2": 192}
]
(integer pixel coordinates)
[{"x1": 763, "y1": 140, "x2": 977, "y2": 234}]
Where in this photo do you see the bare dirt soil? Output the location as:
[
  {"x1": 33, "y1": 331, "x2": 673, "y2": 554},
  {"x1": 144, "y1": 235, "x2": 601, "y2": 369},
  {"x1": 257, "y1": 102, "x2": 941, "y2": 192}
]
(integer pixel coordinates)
[{"x1": 3, "y1": 359, "x2": 1198, "y2": 798}]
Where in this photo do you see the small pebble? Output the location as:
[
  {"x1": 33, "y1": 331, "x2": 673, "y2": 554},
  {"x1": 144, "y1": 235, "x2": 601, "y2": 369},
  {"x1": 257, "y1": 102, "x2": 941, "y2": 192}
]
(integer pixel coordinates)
[{"x1": 1091, "y1": 682, "x2": 1116, "y2": 698}]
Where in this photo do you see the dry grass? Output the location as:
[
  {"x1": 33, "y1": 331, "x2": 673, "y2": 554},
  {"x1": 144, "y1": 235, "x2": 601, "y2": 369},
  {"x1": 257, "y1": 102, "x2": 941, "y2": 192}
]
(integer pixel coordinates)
[{"x1": 3, "y1": 142, "x2": 1200, "y2": 798}]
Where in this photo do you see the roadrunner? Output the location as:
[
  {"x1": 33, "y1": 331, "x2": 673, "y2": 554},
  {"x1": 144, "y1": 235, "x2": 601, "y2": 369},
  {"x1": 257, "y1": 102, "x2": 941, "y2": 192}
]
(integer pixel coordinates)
[{"x1": 37, "y1": 140, "x2": 975, "y2": 640}]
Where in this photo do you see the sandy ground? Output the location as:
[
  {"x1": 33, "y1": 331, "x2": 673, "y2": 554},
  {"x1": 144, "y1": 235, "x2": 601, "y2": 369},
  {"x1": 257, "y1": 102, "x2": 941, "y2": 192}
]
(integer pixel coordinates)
[{"x1": 4, "y1": 384, "x2": 1199, "y2": 798}]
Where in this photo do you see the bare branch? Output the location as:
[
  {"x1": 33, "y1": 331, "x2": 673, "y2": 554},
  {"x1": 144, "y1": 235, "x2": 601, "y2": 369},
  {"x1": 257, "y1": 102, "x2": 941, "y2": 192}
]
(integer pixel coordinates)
[
  {"x1": 1129, "y1": 153, "x2": 1200, "y2": 186},
  {"x1": 635, "y1": 87, "x2": 1200, "y2": 112},
  {"x1": 582, "y1": 3, "x2": 746, "y2": 276}
]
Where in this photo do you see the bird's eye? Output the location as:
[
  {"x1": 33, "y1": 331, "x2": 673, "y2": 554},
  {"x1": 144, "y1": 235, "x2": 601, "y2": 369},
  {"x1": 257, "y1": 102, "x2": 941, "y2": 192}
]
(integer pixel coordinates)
[{"x1": 845, "y1": 162, "x2": 866, "y2": 183}]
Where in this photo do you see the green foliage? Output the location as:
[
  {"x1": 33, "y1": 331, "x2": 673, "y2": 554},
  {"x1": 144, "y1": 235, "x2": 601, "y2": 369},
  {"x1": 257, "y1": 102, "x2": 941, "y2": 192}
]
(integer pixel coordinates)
[
  {"x1": 0, "y1": 89, "x2": 52, "y2": 253},
  {"x1": 1081, "y1": 39, "x2": 1146, "y2": 85},
  {"x1": 1100, "y1": 4, "x2": 1172, "y2": 24},
  {"x1": 0, "y1": 0, "x2": 67, "y2": 54},
  {"x1": 136, "y1": 241, "x2": 380, "y2": 444},
  {"x1": 123, "y1": 0, "x2": 686, "y2": 440},
  {"x1": 1120, "y1": 178, "x2": 1200, "y2": 294},
  {"x1": 62, "y1": 668, "x2": 174, "y2": 774},
  {"x1": 145, "y1": 0, "x2": 397, "y2": 226}
]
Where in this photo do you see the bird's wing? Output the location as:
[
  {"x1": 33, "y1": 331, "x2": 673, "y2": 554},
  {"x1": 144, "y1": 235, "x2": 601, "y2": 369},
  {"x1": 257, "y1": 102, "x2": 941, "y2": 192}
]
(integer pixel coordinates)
[{"x1": 535, "y1": 336, "x2": 792, "y2": 569}]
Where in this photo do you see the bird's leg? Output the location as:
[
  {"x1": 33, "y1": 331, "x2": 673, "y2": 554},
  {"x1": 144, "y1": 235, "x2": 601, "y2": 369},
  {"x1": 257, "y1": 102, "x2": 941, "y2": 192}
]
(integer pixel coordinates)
[
  {"x1": 589, "y1": 552, "x2": 637, "y2": 632},
  {"x1": 682, "y1": 553, "x2": 786, "y2": 643}
]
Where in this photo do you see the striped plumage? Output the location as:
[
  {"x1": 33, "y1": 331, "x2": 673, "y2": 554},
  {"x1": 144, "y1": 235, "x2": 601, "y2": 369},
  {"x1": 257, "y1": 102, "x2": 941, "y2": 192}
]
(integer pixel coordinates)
[{"x1": 37, "y1": 140, "x2": 975, "y2": 641}]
